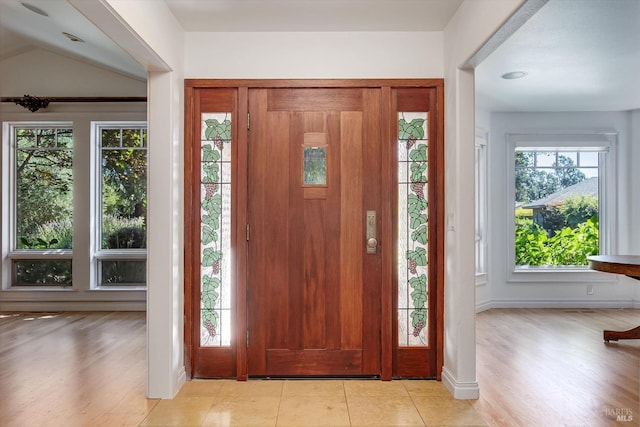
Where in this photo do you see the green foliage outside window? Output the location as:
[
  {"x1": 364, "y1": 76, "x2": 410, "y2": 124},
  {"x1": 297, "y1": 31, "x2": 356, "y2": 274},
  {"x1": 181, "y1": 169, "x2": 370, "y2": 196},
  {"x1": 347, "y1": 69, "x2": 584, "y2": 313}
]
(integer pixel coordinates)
[
  {"x1": 101, "y1": 128, "x2": 147, "y2": 249},
  {"x1": 515, "y1": 149, "x2": 599, "y2": 268},
  {"x1": 515, "y1": 196, "x2": 599, "y2": 266},
  {"x1": 13, "y1": 126, "x2": 147, "y2": 286},
  {"x1": 16, "y1": 128, "x2": 73, "y2": 250}
]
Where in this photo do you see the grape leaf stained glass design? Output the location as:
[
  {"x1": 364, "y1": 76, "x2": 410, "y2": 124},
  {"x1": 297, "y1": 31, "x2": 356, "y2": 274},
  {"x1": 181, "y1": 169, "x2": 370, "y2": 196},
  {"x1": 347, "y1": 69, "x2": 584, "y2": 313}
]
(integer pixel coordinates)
[
  {"x1": 200, "y1": 113, "x2": 232, "y2": 347},
  {"x1": 398, "y1": 112, "x2": 429, "y2": 346}
]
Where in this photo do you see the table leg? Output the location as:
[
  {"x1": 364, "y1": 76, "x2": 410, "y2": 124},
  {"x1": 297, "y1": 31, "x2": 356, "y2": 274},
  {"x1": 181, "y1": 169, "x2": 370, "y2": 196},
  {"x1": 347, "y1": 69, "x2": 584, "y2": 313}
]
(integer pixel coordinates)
[{"x1": 604, "y1": 325, "x2": 640, "y2": 342}]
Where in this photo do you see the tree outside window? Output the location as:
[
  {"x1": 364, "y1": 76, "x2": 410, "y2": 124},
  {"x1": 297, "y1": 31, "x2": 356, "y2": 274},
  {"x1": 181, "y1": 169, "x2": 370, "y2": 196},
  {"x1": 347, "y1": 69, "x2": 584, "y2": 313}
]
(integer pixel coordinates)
[
  {"x1": 97, "y1": 125, "x2": 147, "y2": 286},
  {"x1": 14, "y1": 127, "x2": 73, "y2": 285},
  {"x1": 4, "y1": 121, "x2": 147, "y2": 290}
]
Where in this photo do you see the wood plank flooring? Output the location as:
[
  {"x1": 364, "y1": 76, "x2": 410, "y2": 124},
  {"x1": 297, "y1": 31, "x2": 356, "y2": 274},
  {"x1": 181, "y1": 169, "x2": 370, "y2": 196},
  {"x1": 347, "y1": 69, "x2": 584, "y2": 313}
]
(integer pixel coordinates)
[
  {"x1": 473, "y1": 308, "x2": 640, "y2": 427},
  {"x1": 0, "y1": 312, "x2": 157, "y2": 427},
  {"x1": 0, "y1": 309, "x2": 638, "y2": 426}
]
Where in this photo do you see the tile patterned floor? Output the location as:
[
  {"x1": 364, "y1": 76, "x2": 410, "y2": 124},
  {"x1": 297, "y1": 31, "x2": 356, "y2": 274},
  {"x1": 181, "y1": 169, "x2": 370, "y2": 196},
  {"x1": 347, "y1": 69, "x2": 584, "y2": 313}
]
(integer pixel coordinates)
[{"x1": 139, "y1": 379, "x2": 488, "y2": 427}]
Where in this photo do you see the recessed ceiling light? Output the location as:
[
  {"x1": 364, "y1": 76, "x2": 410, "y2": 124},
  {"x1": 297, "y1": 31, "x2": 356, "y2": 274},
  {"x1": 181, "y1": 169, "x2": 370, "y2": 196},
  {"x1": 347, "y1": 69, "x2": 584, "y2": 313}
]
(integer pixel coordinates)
[
  {"x1": 501, "y1": 71, "x2": 528, "y2": 80},
  {"x1": 63, "y1": 32, "x2": 85, "y2": 43},
  {"x1": 21, "y1": 2, "x2": 48, "y2": 17}
]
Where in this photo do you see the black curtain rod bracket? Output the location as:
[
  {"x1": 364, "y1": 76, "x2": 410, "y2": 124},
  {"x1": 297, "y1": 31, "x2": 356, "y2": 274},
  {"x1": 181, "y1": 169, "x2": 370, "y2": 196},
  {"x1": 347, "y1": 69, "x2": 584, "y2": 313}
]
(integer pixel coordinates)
[{"x1": 1, "y1": 95, "x2": 147, "y2": 112}]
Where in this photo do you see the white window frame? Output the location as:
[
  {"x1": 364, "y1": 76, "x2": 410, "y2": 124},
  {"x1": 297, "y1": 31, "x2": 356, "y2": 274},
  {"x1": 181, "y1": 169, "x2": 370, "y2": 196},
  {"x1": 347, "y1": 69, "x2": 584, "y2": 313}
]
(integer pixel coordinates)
[
  {"x1": 506, "y1": 132, "x2": 617, "y2": 283},
  {"x1": 475, "y1": 130, "x2": 488, "y2": 285},
  {"x1": 1, "y1": 122, "x2": 74, "y2": 290},
  {"x1": 92, "y1": 121, "x2": 147, "y2": 290}
]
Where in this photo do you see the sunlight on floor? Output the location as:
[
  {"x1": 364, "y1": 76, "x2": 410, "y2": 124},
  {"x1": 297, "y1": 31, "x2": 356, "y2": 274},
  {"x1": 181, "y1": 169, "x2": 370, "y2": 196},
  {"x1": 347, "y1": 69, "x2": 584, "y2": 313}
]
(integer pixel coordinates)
[{"x1": 139, "y1": 379, "x2": 487, "y2": 427}]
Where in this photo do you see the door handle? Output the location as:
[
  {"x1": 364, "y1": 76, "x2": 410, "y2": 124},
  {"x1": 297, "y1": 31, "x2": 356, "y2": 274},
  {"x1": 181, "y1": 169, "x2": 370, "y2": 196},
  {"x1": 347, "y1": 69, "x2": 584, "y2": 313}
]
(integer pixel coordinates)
[{"x1": 366, "y1": 210, "x2": 377, "y2": 254}]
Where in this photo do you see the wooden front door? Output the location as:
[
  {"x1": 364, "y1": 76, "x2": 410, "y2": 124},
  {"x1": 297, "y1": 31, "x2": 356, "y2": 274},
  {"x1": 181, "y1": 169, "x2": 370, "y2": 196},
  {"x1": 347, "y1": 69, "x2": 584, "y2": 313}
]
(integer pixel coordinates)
[
  {"x1": 184, "y1": 80, "x2": 444, "y2": 381},
  {"x1": 246, "y1": 88, "x2": 382, "y2": 376}
]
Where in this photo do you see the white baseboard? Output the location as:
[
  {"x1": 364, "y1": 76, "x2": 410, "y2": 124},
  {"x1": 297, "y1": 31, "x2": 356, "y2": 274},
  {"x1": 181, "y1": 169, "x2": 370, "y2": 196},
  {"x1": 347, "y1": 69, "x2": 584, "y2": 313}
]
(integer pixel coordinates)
[
  {"x1": 0, "y1": 300, "x2": 146, "y2": 311},
  {"x1": 441, "y1": 367, "x2": 479, "y2": 400},
  {"x1": 477, "y1": 299, "x2": 637, "y2": 310},
  {"x1": 173, "y1": 366, "x2": 187, "y2": 398},
  {"x1": 475, "y1": 300, "x2": 493, "y2": 313}
]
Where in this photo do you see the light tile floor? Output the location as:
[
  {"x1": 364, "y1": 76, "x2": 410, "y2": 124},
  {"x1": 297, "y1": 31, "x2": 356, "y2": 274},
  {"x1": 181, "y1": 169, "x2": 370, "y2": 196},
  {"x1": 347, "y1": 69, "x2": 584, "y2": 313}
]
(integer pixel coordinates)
[{"x1": 139, "y1": 379, "x2": 488, "y2": 427}]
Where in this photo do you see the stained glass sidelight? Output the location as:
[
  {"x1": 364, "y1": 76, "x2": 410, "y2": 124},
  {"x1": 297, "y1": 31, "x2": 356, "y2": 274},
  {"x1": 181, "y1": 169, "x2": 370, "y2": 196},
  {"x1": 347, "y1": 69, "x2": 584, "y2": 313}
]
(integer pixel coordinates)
[
  {"x1": 200, "y1": 113, "x2": 232, "y2": 347},
  {"x1": 398, "y1": 112, "x2": 429, "y2": 346}
]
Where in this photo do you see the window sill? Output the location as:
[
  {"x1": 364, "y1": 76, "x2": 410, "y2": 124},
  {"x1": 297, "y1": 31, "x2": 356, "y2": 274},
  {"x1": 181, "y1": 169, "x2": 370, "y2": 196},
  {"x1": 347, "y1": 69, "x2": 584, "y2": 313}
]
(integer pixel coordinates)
[
  {"x1": 508, "y1": 267, "x2": 615, "y2": 283},
  {"x1": 9, "y1": 250, "x2": 73, "y2": 259},
  {"x1": 4, "y1": 286, "x2": 73, "y2": 291},
  {"x1": 95, "y1": 249, "x2": 147, "y2": 260},
  {"x1": 92, "y1": 286, "x2": 147, "y2": 291}
]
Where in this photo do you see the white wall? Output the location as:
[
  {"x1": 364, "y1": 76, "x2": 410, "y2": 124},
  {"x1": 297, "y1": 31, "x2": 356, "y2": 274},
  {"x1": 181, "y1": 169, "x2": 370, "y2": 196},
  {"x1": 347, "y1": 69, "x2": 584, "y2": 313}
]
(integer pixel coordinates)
[
  {"x1": 0, "y1": 49, "x2": 146, "y2": 98},
  {"x1": 475, "y1": 107, "x2": 491, "y2": 310},
  {"x1": 487, "y1": 111, "x2": 638, "y2": 308},
  {"x1": 70, "y1": 0, "x2": 186, "y2": 399},
  {"x1": 631, "y1": 110, "x2": 640, "y2": 256},
  {"x1": 442, "y1": 0, "x2": 525, "y2": 399},
  {"x1": 631, "y1": 110, "x2": 640, "y2": 307},
  {"x1": 476, "y1": 108, "x2": 491, "y2": 132},
  {"x1": 185, "y1": 32, "x2": 443, "y2": 78},
  {"x1": 107, "y1": 0, "x2": 186, "y2": 400}
]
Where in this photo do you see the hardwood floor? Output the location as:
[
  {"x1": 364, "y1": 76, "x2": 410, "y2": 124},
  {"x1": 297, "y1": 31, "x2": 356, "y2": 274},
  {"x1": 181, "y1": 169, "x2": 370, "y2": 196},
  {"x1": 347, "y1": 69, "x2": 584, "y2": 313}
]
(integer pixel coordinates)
[
  {"x1": 0, "y1": 309, "x2": 638, "y2": 426},
  {"x1": 473, "y1": 308, "x2": 640, "y2": 427},
  {"x1": 0, "y1": 312, "x2": 157, "y2": 427}
]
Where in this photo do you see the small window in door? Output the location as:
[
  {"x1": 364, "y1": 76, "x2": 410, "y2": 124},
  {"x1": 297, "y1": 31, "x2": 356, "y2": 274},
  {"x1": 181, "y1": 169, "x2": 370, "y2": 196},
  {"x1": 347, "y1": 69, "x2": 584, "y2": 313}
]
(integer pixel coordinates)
[
  {"x1": 303, "y1": 146, "x2": 327, "y2": 185},
  {"x1": 302, "y1": 132, "x2": 327, "y2": 186}
]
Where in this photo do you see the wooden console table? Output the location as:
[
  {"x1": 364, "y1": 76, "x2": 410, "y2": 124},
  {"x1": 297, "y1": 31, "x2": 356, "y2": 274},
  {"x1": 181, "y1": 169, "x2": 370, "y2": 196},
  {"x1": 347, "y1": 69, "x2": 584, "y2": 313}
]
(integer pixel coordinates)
[{"x1": 588, "y1": 255, "x2": 640, "y2": 342}]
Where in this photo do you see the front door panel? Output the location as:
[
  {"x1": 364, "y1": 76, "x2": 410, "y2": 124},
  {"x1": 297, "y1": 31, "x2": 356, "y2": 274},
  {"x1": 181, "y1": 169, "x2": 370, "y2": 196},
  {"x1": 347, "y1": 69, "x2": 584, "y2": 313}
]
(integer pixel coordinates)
[{"x1": 246, "y1": 88, "x2": 382, "y2": 376}]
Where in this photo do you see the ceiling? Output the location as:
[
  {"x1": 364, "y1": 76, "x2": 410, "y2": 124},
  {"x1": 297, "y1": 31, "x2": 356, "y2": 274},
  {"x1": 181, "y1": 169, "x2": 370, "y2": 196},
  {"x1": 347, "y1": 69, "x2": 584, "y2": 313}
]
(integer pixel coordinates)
[
  {"x1": 163, "y1": 0, "x2": 465, "y2": 32},
  {"x1": 0, "y1": 0, "x2": 147, "y2": 80},
  {"x1": 1, "y1": 0, "x2": 638, "y2": 112},
  {"x1": 475, "y1": 0, "x2": 640, "y2": 112}
]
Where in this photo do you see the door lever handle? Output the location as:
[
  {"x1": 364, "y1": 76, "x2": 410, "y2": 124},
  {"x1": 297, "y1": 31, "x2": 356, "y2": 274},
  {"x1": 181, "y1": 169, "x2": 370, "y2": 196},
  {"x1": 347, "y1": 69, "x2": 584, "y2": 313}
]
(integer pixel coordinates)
[{"x1": 366, "y1": 211, "x2": 377, "y2": 254}]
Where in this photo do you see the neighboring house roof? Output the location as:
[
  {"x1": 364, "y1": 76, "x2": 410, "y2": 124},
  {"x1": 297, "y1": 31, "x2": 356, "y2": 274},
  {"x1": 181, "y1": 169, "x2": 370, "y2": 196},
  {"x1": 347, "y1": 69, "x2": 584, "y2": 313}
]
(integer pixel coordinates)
[{"x1": 523, "y1": 177, "x2": 598, "y2": 209}]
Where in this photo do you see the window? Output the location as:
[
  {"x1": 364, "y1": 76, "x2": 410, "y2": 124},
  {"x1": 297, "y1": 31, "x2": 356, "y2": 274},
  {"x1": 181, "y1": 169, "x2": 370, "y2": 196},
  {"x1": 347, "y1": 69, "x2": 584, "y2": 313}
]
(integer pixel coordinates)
[
  {"x1": 200, "y1": 112, "x2": 232, "y2": 346},
  {"x1": 508, "y1": 133, "x2": 615, "y2": 279},
  {"x1": 397, "y1": 112, "x2": 429, "y2": 346},
  {"x1": 95, "y1": 123, "x2": 147, "y2": 287},
  {"x1": 475, "y1": 132, "x2": 488, "y2": 281},
  {"x1": 1, "y1": 121, "x2": 147, "y2": 290},
  {"x1": 6, "y1": 124, "x2": 73, "y2": 286}
]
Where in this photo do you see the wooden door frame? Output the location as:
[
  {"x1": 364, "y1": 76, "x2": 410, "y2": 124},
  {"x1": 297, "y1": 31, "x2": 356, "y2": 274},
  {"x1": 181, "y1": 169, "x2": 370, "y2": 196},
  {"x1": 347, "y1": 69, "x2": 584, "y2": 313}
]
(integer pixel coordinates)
[{"x1": 184, "y1": 79, "x2": 444, "y2": 381}]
